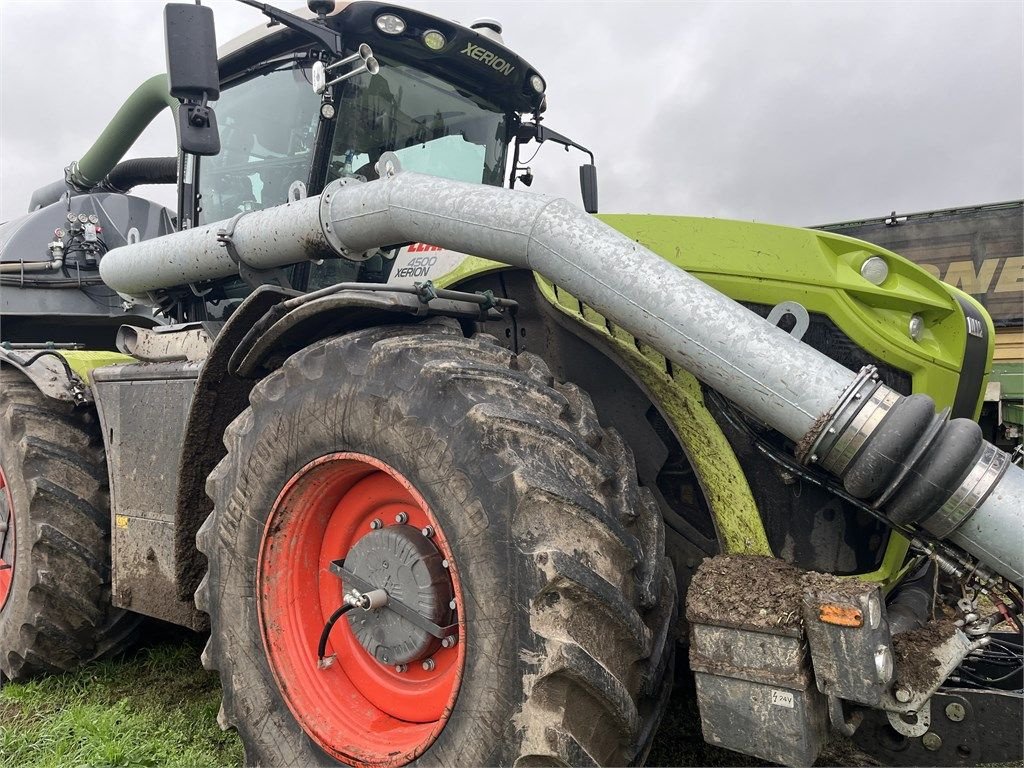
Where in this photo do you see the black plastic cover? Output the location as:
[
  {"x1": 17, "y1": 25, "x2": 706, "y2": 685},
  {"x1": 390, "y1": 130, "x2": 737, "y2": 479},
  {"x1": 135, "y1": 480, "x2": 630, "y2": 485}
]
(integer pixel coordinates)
[
  {"x1": 174, "y1": 103, "x2": 220, "y2": 157},
  {"x1": 164, "y1": 4, "x2": 220, "y2": 100}
]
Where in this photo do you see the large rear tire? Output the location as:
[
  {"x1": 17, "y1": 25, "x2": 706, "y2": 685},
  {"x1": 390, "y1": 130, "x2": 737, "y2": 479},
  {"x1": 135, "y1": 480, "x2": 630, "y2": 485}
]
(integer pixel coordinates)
[
  {"x1": 0, "y1": 368, "x2": 139, "y2": 680},
  {"x1": 197, "y1": 320, "x2": 676, "y2": 766}
]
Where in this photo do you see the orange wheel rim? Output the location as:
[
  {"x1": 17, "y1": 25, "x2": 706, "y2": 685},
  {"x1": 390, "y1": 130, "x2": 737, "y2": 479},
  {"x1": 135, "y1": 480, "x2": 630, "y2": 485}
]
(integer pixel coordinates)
[
  {"x1": 0, "y1": 466, "x2": 14, "y2": 611},
  {"x1": 257, "y1": 453, "x2": 465, "y2": 767}
]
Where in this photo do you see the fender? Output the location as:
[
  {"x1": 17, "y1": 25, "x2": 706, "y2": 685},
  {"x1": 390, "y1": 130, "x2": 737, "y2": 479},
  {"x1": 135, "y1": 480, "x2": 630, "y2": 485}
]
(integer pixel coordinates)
[
  {"x1": 0, "y1": 346, "x2": 133, "y2": 403},
  {"x1": 171, "y1": 283, "x2": 514, "y2": 600}
]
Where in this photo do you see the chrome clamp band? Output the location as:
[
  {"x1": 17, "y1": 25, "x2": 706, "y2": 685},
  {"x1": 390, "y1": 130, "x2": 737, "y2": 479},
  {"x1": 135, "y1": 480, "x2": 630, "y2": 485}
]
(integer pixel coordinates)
[
  {"x1": 799, "y1": 365, "x2": 880, "y2": 465},
  {"x1": 819, "y1": 384, "x2": 901, "y2": 475},
  {"x1": 924, "y1": 442, "x2": 1010, "y2": 539}
]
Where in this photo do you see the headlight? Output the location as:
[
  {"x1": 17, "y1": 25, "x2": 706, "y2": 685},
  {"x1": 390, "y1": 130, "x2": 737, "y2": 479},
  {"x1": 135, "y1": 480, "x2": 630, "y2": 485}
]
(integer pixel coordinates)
[
  {"x1": 529, "y1": 74, "x2": 545, "y2": 94},
  {"x1": 422, "y1": 30, "x2": 446, "y2": 50},
  {"x1": 908, "y1": 314, "x2": 925, "y2": 341},
  {"x1": 860, "y1": 256, "x2": 889, "y2": 285},
  {"x1": 375, "y1": 14, "x2": 406, "y2": 35}
]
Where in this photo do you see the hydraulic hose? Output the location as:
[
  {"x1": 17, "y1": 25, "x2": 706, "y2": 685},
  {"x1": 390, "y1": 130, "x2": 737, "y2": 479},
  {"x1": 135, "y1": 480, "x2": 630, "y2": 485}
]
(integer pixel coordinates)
[
  {"x1": 98, "y1": 157, "x2": 178, "y2": 193},
  {"x1": 71, "y1": 75, "x2": 178, "y2": 190},
  {"x1": 97, "y1": 166, "x2": 1024, "y2": 583}
]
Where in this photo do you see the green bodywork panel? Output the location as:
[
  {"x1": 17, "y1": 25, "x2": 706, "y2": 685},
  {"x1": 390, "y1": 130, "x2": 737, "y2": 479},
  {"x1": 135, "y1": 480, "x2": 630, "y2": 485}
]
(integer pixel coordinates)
[
  {"x1": 435, "y1": 214, "x2": 988, "y2": 586},
  {"x1": 538, "y1": 277, "x2": 771, "y2": 556},
  {"x1": 59, "y1": 351, "x2": 135, "y2": 383}
]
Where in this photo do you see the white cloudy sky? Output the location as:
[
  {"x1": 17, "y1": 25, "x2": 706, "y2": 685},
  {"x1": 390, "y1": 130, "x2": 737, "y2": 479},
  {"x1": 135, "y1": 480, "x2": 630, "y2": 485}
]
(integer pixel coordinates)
[{"x1": 1, "y1": 0, "x2": 1021, "y2": 225}]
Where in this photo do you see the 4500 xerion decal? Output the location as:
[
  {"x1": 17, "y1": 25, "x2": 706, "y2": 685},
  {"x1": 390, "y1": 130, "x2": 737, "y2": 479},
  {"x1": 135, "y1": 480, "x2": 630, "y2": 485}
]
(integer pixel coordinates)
[{"x1": 387, "y1": 243, "x2": 470, "y2": 285}]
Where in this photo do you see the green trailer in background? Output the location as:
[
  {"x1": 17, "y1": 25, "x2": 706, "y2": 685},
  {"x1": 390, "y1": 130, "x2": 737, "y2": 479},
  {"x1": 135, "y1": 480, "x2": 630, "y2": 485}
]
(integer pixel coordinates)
[{"x1": 817, "y1": 201, "x2": 1024, "y2": 452}]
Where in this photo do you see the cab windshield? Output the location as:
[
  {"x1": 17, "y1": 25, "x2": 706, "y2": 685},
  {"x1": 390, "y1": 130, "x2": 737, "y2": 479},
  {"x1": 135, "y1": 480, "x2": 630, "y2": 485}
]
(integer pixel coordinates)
[{"x1": 327, "y1": 57, "x2": 509, "y2": 187}]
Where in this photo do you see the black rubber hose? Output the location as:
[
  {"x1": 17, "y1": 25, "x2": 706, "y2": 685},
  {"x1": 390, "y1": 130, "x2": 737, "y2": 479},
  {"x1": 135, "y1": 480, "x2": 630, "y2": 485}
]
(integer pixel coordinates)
[
  {"x1": 886, "y1": 560, "x2": 936, "y2": 635},
  {"x1": 316, "y1": 603, "x2": 355, "y2": 661},
  {"x1": 100, "y1": 157, "x2": 178, "y2": 193}
]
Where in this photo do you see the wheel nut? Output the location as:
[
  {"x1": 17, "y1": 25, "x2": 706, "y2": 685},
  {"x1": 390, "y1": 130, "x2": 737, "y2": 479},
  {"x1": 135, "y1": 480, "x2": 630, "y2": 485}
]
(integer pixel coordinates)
[
  {"x1": 442, "y1": 559, "x2": 450, "y2": 569},
  {"x1": 441, "y1": 635, "x2": 457, "y2": 648},
  {"x1": 370, "y1": 518, "x2": 382, "y2": 530},
  {"x1": 421, "y1": 525, "x2": 434, "y2": 538},
  {"x1": 422, "y1": 658, "x2": 435, "y2": 671},
  {"x1": 394, "y1": 664, "x2": 408, "y2": 673},
  {"x1": 394, "y1": 512, "x2": 408, "y2": 524},
  {"x1": 945, "y1": 702, "x2": 966, "y2": 722},
  {"x1": 449, "y1": 599, "x2": 457, "y2": 610},
  {"x1": 922, "y1": 732, "x2": 942, "y2": 751}
]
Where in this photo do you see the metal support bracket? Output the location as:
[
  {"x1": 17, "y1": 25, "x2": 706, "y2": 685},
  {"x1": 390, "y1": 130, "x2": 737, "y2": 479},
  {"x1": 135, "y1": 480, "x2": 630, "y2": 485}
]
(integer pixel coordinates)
[
  {"x1": 767, "y1": 301, "x2": 810, "y2": 341},
  {"x1": 217, "y1": 211, "x2": 293, "y2": 291},
  {"x1": 329, "y1": 559, "x2": 458, "y2": 640}
]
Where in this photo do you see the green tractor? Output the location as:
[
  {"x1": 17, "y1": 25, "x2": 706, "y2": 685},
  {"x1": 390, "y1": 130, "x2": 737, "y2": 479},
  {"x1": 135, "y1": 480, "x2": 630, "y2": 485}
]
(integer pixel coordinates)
[{"x1": 1, "y1": 2, "x2": 1021, "y2": 766}]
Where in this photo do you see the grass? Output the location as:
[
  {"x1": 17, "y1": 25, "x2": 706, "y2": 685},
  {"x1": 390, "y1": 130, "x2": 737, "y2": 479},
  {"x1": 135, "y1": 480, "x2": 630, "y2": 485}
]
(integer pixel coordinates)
[{"x1": 0, "y1": 633, "x2": 243, "y2": 768}]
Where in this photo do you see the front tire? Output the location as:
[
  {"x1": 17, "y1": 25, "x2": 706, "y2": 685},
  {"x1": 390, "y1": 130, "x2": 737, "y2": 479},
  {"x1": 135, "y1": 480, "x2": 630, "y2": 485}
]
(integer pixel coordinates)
[{"x1": 197, "y1": 320, "x2": 675, "y2": 766}]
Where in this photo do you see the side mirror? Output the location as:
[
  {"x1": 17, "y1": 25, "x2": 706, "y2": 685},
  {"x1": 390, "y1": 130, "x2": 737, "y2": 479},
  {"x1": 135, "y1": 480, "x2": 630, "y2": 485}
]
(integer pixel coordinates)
[
  {"x1": 165, "y1": 3, "x2": 220, "y2": 156},
  {"x1": 580, "y1": 164, "x2": 598, "y2": 214}
]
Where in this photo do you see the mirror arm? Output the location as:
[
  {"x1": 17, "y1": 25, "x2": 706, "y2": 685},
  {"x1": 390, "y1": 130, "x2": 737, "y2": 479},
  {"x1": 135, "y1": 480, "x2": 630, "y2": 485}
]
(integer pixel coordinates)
[
  {"x1": 508, "y1": 136, "x2": 523, "y2": 190},
  {"x1": 235, "y1": 0, "x2": 343, "y2": 56},
  {"x1": 525, "y1": 122, "x2": 595, "y2": 165}
]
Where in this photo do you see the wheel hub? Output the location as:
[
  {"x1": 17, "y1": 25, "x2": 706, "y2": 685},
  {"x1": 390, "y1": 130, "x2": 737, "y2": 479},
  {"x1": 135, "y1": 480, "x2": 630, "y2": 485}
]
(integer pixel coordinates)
[{"x1": 344, "y1": 526, "x2": 453, "y2": 665}]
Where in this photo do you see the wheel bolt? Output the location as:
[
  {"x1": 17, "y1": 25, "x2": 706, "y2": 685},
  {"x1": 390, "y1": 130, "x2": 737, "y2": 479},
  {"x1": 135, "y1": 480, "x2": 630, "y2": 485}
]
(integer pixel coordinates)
[
  {"x1": 421, "y1": 525, "x2": 434, "y2": 538},
  {"x1": 395, "y1": 512, "x2": 408, "y2": 524},
  {"x1": 422, "y1": 658, "x2": 435, "y2": 671},
  {"x1": 441, "y1": 635, "x2": 458, "y2": 648},
  {"x1": 370, "y1": 518, "x2": 382, "y2": 530},
  {"x1": 442, "y1": 559, "x2": 450, "y2": 569},
  {"x1": 449, "y1": 599, "x2": 457, "y2": 610},
  {"x1": 394, "y1": 664, "x2": 408, "y2": 673}
]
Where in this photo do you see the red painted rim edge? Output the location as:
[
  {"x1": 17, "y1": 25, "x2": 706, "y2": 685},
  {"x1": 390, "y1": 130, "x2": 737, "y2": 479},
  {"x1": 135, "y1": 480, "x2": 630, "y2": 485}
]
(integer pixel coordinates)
[
  {"x1": 256, "y1": 453, "x2": 465, "y2": 768},
  {"x1": 0, "y1": 465, "x2": 14, "y2": 611}
]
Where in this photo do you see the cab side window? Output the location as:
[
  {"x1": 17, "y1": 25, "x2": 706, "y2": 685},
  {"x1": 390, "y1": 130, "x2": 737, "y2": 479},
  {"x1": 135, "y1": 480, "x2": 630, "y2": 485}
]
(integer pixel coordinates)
[{"x1": 200, "y1": 64, "x2": 320, "y2": 224}]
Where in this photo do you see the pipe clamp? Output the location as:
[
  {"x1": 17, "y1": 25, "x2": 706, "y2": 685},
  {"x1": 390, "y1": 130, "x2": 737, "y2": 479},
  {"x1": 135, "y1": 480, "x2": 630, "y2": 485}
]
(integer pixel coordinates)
[{"x1": 925, "y1": 443, "x2": 1010, "y2": 538}]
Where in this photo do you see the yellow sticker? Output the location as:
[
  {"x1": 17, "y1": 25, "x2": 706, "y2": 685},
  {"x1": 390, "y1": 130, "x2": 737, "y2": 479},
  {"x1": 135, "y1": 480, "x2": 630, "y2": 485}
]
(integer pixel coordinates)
[{"x1": 115, "y1": 515, "x2": 129, "y2": 529}]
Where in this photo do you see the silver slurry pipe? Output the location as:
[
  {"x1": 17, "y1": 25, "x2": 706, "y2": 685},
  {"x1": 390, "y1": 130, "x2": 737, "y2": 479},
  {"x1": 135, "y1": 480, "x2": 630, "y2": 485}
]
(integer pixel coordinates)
[
  {"x1": 98, "y1": 195, "x2": 331, "y2": 297},
  {"x1": 945, "y1": 461, "x2": 1023, "y2": 584},
  {"x1": 319, "y1": 169, "x2": 1023, "y2": 584},
  {"x1": 318, "y1": 171, "x2": 858, "y2": 441},
  {"x1": 98, "y1": 168, "x2": 1022, "y2": 582}
]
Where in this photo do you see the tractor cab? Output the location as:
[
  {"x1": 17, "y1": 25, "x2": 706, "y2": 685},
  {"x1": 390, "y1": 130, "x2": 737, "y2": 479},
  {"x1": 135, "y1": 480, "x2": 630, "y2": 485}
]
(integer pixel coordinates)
[
  {"x1": 204, "y1": 1, "x2": 543, "y2": 223},
  {"x1": 172, "y1": 0, "x2": 596, "y2": 309}
]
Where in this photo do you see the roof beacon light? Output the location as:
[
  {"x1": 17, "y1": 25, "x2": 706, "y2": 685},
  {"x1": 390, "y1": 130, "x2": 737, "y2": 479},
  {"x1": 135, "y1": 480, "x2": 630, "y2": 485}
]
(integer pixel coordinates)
[
  {"x1": 422, "y1": 30, "x2": 446, "y2": 51},
  {"x1": 375, "y1": 13, "x2": 406, "y2": 35},
  {"x1": 530, "y1": 74, "x2": 545, "y2": 94},
  {"x1": 469, "y1": 18, "x2": 504, "y2": 44}
]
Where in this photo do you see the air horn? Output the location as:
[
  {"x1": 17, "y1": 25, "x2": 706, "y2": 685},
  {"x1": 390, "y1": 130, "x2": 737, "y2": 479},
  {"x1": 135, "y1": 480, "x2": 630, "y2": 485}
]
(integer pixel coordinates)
[{"x1": 312, "y1": 43, "x2": 379, "y2": 94}]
